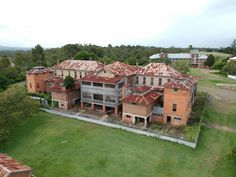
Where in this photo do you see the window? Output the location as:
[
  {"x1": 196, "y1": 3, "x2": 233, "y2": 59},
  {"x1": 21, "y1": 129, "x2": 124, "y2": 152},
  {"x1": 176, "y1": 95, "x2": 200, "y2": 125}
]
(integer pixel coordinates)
[
  {"x1": 174, "y1": 88, "x2": 178, "y2": 92},
  {"x1": 37, "y1": 83, "x2": 40, "y2": 88},
  {"x1": 80, "y1": 72, "x2": 82, "y2": 78},
  {"x1": 143, "y1": 77, "x2": 146, "y2": 85},
  {"x1": 126, "y1": 115, "x2": 131, "y2": 118},
  {"x1": 68, "y1": 71, "x2": 70, "y2": 76},
  {"x1": 93, "y1": 82, "x2": 103, "y2": 87},
  {"x1": 158, "y1": 78, "x2": 162, "y2": 86},
  {"x1": 61, "y1": 71, "x2": 64, "y2": 77},
  {"x1": 82, "y1": 92, "x2": 92, "y2": 99},
  {"x1": 75, "y1": 71, "x2": 77, "y2": 78},
  {"x1": 29, "y1": 83, "x2": 32, "y2": 88},
  {"x1": 82, "y1": 81, "x2": 91, "y2": 86},
  {"x1": 105, "y1": 84, "x2": 115, "y2": 88},
  {"x1": 136, "y1": 77, "x2": 139, "y2": 84},
  {"x1": 104, "y1": 70, "x2": 106, "y2": 73},
  {"x1": 150, "y1": 78, "x2": 154, "y2": 86},
  {"x1": 172, "y1": 104, "x2": 177, "y2": 112},
  {"x1": 174, "y1": 117, "x2": 181, "y2": 121},
  {"x1": 168, "y1": 79, "x2": 171, "y2": 82},
  {"x1": 105, "y1": 95, "x2": 115, "y2": 102}
]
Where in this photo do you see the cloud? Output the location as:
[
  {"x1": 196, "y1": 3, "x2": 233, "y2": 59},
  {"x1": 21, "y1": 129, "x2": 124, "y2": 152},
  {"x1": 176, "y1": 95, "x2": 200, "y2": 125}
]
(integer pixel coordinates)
[{"x1": 0, "y1": 0, "x2": 235, "y2": 47}]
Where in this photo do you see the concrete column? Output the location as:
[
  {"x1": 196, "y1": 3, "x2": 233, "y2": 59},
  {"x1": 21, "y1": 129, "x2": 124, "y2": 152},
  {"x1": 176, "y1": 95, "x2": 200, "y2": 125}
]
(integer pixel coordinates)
[
  {"x1": 102, "y1": 105, "x2": 106, "y2": 113},
  {"x1": 114, "y1": 106, "x2": 118, "y2": 115},
  {"x1": 80, "y1": 102, "x2": 84, "y2": 109},
  {"x1": 144, "y1": 118, "x2": 147, "y2": 127}
]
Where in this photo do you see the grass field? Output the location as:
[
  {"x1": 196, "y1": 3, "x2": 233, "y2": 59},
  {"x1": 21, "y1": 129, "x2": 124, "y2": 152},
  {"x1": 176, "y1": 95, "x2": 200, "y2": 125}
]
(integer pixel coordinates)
[
  {"x1": 2, "y1": 112, "x2": 236, "y2": 177},
  {"x1": 2, "y1": 68, "x2": 236, "y2": 177},
  {"x1": 199, "y1": 51, "x2": 231, "y2": 59}
]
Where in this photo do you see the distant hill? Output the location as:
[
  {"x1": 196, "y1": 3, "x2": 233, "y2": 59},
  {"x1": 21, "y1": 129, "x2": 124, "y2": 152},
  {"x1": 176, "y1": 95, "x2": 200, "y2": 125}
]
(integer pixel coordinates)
[{"x1": 0, "y1": 45, "x2": 30, "y2": 51}]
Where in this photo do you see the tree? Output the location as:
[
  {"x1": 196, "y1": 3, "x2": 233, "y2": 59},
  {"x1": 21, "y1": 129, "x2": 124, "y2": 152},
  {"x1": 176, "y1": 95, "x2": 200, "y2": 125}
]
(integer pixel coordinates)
[
  {"x1": 75, "y1": 51, "x2": 97, "y2": 60},
  {"x1": 0, "y1": 87, "x2": 39, "y2": 146},
  {"x1": 154, "y1": 58, "x2": 172, "y2": 65},
  {"x1": 204, "y1": 54, "x2": 215, "y2": 67},
  {"x1": 231, "y1": 39, "x2": 236, "y2": 55},
  {"x1": 31, "y1": 44, "x2": 46, "y2": 66},
  {"x1": 188, "y1": 45, "x2": 193, "y2": 50},
  {"x1": 0, "y1": 56, "x2": 10, "y2": 69},
  {"x1": 222, "y1": 61, "x2": 236, "y2": 75},
  {"x1": 62, "y1": 44, "x2": 81, "y2": 59},
  {"x1": 64, "y1": 75, "x2": 75, "y2": 89},
  {"x1": 172, "y1": 60, "x2": 190, "y2": 74},
  {"x1": 0, "y1": 74, "x2": 8, "y2": 91}
]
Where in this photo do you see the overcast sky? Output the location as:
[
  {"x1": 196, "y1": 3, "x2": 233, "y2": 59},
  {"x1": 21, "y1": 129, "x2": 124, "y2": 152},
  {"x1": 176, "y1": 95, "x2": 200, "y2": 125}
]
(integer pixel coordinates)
[{"x1": 0, "y1": 0, "x2": 236, "y2": 48}]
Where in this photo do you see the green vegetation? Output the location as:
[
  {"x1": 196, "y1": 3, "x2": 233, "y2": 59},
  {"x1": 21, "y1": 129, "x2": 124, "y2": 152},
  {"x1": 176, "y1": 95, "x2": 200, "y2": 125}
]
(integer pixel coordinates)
[
  {"x1": 204, "y1": 54, "x2": 215, "y2": 67},
  {"x1": 2, "y1": 111, "x2": 236, "y2": 177},
  {"x1": 171, "y1": 60, "x2": 190, "y2": 74},
  {"x1": 0, "y1": 87, "x2": 39, "y2": 146},
  {"x1": 64, "y1": 75, "x2": 75, "y2": 89}
]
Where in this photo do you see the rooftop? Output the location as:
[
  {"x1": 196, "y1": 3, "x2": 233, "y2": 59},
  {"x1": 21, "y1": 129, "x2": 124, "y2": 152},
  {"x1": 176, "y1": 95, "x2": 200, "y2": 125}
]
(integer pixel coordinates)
[
  {"x1": 122, "y1": 90, "x2": 161, "y2": 105},
  {"x1": 26, "y1": 66, "x2": 53, "y2": 74},
  {"x1": 53, "y1": 60, "x2": 104, "y2": 72},
  {"x1": 132, "y1": 85, "x2": 151, "y2": 93},
  {"x1": 0, "y1": 154, "x2": 31, "y2": 176},
  {"x1": 164, "y1": 79, "x2": 195, "y2": 90},
  {"x1": 136, "y1": 63, "x2": 181, "y2": 77},
  {"x1": 81, "y1": 75, "x2": 123, "y2": 84},
  {"x1": 47, "y1": 76, "x2": 80, "y2": 92},
  {"x1": 105, "y1": 61, "x2": 138, "y2": 76}
]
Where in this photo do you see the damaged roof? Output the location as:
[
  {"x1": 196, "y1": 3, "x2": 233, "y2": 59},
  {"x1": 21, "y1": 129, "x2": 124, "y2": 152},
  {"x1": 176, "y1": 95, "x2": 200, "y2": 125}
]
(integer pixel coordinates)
[
  {"x1": 26, "y1": 66, "x2": 53, "y2": 74},
  {"x1": 0, "y1": 154, "x2": 31, "y2": 176},
  {"x1": 136, "y1": 63, "x2": 181, "y2": 77},
  {"x1": 105, "y1": 61, "x2": 138, "y2": 76},
  {"x1": 81, "y1": 75, "x2": 123, "y2": 84},
  {"x1": 53, "y1": 60, "x2": 104, "y2": 72},
  {"x1": 164, "y1": 79, "x2": 195, "y2": 90},
  {"x1": 122, "y1": 91, "x2": 161, "y2": 105}
]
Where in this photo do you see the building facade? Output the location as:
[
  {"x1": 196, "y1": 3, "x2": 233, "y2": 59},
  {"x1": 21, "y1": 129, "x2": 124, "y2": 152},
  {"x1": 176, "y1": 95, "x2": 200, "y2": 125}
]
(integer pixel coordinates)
[
  {"x1": 149, "y1": 50, "x2": 208, "y2": 68},
  {"x1": 52, "y1": 60, "x2": 104, "y2": 79},
  {"x1": 26, "y1": 60, "x2": 198, "y2": 126},
  {"x1": 26, "y1": 66, "x2": 53, "y2": 93}
]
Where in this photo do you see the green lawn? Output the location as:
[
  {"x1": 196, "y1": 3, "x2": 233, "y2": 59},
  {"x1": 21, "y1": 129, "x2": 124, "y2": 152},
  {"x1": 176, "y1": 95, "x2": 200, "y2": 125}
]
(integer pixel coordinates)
[
  {"x1": 2, "y1": 112, "x2": 236, "y2": 177},
  {"x1": 190, "y1": 68, "x2": 236, "y2": 127},
  {"x1": 190, "y1": 68, "x2": 236, "y2": 88}
]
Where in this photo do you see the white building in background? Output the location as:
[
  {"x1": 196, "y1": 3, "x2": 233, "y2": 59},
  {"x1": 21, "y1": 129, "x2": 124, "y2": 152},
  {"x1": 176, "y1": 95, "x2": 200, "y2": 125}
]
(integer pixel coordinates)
[{"x1": 149, "y1": 50, "x2": 208, "y2": 68}]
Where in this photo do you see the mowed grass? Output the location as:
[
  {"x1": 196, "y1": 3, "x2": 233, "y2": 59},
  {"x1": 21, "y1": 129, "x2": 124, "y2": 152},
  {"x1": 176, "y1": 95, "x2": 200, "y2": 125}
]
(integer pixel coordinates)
[
  {"x1": 190, "y1": 68, "x2": 236, "y2": 88},
  {"x1": 2, "y1": 112, "x2": 236, "y2": 177},
  {"x1": 190, "y1": 68, "x2": 236, "y2": 127}
]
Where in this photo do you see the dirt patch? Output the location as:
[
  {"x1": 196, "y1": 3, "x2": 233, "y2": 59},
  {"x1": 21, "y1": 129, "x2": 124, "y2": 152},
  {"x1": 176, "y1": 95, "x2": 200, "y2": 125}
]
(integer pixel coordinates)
[{"x1": 203, "y1": 122, "x2": 236, "y2": 133}]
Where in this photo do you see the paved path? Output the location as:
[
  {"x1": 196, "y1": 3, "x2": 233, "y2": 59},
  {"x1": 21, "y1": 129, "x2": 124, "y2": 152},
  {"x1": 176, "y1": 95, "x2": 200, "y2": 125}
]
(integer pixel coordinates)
[{"x1": 41, "y1": 108, "x2": 197, "y2": 148}]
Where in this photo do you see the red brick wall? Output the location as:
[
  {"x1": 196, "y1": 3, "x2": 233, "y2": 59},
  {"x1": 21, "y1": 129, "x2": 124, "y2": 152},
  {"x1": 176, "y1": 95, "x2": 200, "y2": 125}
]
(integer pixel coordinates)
[
  {"x1": 163, "y1": 88, "x2": 192, "y2": 126},
  {"x1": 26, "y1": 72, "x2": 52, "y2": 93}
]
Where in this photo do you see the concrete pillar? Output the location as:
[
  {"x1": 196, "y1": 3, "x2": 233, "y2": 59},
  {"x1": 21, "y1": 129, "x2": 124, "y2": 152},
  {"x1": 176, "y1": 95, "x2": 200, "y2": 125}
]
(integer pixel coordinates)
[
  {"x1": 102, "y1": 105, "x2": 106, "y2": 113},
  {"x1": 144, "y1": 118, "x2": 147, "y2": 127},
  {"x1": 80, "y1": 102, "x2": 84, "y2": 109},
  {"x1": 114, "y1": 106, "x2": 118, "y2": 115}
]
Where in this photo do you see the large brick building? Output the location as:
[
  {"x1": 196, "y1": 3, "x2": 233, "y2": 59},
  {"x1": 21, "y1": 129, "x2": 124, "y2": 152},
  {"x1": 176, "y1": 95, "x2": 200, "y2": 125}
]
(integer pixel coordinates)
[
  {"x1": 79, "y1": 61, "x2": 139, "y2": 114},
  {"x1": 26, "y1": 66, "x2": 53, "y2": 93},
  {"x1": 26, "y1": 60, "x2": 198, "y2": 126},
  {"x1": 0, "y1": 154, "x2": 32, "y2": 177}
]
